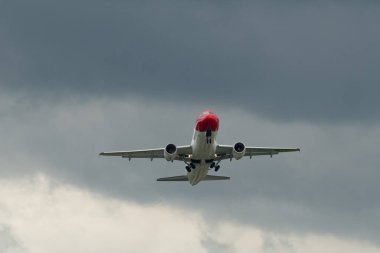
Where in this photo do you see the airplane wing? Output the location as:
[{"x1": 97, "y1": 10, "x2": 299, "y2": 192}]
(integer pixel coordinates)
[
  {"x1": 216, "y1": 145, "x2": 300, "y2": 160},
  {"x1": 99, "y1": 145, "x2": 192, "y2": 160}
]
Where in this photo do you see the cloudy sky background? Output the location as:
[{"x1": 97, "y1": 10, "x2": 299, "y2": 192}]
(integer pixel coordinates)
[{"x1": 1, "y1": 0, "x2": 380, "y2": 252}]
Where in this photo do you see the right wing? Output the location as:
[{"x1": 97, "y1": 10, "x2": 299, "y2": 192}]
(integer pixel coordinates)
[{"x1": 99, "y1": 145, "x2": 192, "y2": 160}]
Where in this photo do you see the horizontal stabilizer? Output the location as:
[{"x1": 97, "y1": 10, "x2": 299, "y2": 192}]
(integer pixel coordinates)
[
  {"x1": 204, "y1": 175, "x2": 230, "y2": 180},
  {"x1": 157, "y1": 175, "x2": 230, "y2": 182},
  {"x1": 157, "y1": 175, "x2": 188, "y2": 181}
]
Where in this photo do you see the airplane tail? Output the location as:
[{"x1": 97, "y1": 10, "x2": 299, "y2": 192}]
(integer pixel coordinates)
[{"x1": 157, "y1": 175, "x2": 230, "y2": 182}]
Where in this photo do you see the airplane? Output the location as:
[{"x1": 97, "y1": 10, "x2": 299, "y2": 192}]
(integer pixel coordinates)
[{"x1": 99, "y1": 110, "x2": 300, "y2": 186}]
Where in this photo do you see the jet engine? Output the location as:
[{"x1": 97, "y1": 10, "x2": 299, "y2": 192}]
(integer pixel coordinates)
[
  {"x1": 164, "y1": 144, "x2": 177, "y2": 161},
  {"x1": 232, "y1": 142, "x2": 246, "y2": 160}
]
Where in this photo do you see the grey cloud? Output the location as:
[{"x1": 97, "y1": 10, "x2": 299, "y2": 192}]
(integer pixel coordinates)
[
  {"x1": 1, "y1": 0, "x2": 380, "y2": 248},
  {"x1": 261, "y1": 234, "x2": 294, "y2": 252},
  {"x1": 201, "y1": 236, "x2": 233, "y2": 253},
  {"x1": 1, "y1": 0, "x2": 380, "y2": 122},
  {"x1": 0, "y1": 93, "x2": 379, "y2": 246}
]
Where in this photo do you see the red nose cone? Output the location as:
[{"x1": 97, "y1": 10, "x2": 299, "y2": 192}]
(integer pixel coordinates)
[{"x1": 195, "y1": 111, "x2": 219, "y2": 132}]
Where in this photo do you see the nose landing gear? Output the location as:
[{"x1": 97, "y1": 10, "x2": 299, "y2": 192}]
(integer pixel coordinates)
[{"x1": 206, "y1": 128, "x2": 212, "y2": 144}]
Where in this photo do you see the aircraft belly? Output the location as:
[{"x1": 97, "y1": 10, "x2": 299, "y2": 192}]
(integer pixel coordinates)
[
  {"x1": 191, "y1": 130, "x2": 217, "y2": 160},
  {"x1": 188, "y1": 162, "x2": 209, "y2": 186}
]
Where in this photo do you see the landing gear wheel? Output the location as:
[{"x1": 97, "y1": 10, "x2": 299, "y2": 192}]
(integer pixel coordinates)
[
  {"x1": 185, "y1": 166, "x2": 191, "y2": 173},
  {"x1": 190, "y1": 163, "x2": 196, "y2": 169},
  {"x1": 210, "y1": 162, "x2": 215, "y2": 168},
  {"x1": 214, "y1": 165, "x2": 220, "y2": 172}
]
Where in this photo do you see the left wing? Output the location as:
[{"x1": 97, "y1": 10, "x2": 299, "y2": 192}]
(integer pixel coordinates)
[
  {"x1": 216, "y1": 145, "x2": 300, "y2": 160},
  {"x1": 99, "y1": 145, "x2": 192, "y2": 160}
]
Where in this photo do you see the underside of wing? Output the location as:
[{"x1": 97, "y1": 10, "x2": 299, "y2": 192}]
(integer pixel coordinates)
[
  {"x1": 216, "y1": 145, "x2": 300, "y2": 160},
  {"x1": 99, "y1": 145, "x2": 192, "y2": 160},
  {"x1": 99, "y1": 148, "x2": 164, "y2": 159},
  {"x1": 245, "y1": 147, "x2": 300, "y2": 156}
]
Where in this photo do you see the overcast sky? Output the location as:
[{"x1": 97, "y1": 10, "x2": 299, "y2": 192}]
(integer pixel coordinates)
[{"x1": 1, "y1": 0, "x2": 380, "y2": 252}]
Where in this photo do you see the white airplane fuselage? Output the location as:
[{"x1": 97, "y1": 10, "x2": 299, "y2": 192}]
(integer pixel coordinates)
[{"x1": 188, "y1": 111, "x2": 219, "y2": 185}]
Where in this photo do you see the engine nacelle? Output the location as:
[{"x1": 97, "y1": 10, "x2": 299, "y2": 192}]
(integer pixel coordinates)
[
  {"x1": 232, "y1": 142, "x2": 246, "y2": 160},
  {"x1": 164, "y1": 144, "x2": 177, "y2": 161}
]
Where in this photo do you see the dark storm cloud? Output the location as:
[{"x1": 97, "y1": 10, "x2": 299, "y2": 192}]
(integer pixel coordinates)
[
  {"x1": 1, "y1": 0, "x2": 380, "y2": 122},
  {"x1": 1, "y1": 0, "x2": 380, "y2": 249}
]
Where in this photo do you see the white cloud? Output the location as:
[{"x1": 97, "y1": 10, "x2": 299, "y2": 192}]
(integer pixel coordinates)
[
  {"x1": 205, "y1": 222, "x2": 380, "y2": 253},
  {"x1": 0, "y1": 175, "x2": 207, "y2": 253},
  {"x1": 0, "y1": 175, "x2": 378, "y2": 253},
  {"x1": 0, "y1": 225, "x2": 23, "y2": 253}
]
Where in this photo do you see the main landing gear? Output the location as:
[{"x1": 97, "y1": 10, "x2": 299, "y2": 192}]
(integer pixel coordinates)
[
  {"x1": 209, "y1": 162, "x2": 220, "y2": 172},
  {"x1": 185, "y1": 162, "x2": 196, "y2": 173},
  {"x1": 185, "y1": 160, "x2": 221, "y2": 173}
]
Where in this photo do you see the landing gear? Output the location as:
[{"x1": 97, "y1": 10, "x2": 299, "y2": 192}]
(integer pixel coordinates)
[
  {"x1": 206, "y1": 128, "x2": 212, "y2": 144},
  {"x1": 185, "y1": 162, "x2": 196, "y2": 173},
  {"x1": 210, "y1": 160, "x2": 221, "y2": 172}
]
